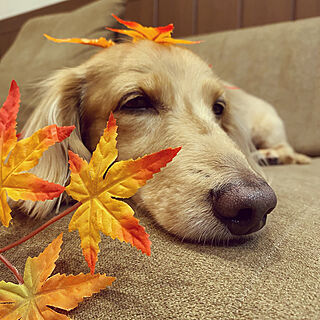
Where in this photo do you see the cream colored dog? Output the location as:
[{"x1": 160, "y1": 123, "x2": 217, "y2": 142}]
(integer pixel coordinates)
[{"x1": 20, "y1": 40, "x2": 310, "y2": 242}]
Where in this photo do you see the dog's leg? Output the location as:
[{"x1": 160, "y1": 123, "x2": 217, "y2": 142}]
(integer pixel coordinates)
[
  {"x1": 249, "y1": 108, "x2": 311, "y2": 165},
  {"x1": 258, "y1": 144, "x2": 311, "y2": 165},
  {"x1": 224, "y1": 82, "x2": 311, "y2": 165}
]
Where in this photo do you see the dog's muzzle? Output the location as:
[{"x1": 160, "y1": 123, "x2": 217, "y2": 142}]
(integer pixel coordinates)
[{"x1": 212, "y1": 179, "x2": 277, "y2": 235}]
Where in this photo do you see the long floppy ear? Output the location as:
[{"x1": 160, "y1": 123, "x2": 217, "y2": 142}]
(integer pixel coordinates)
[{"x1": 17, "y1": 68, "x2": 91, "y2": 218}]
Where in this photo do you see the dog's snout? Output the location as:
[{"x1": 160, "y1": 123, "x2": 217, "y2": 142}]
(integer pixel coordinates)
[{"x1": 212, "y1": 180, "x2": 277, "y2": 235}]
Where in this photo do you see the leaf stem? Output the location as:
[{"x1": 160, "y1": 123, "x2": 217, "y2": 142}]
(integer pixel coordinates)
[
  {"x1": 0, "y1": 253, "x2": 24, "y2": 284},
  {"x1": 0, "y1": 202, "x2": 81, "y2": 254}
]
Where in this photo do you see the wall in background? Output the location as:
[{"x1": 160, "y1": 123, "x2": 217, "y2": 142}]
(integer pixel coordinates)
[{"x1": 124, "y1": 0, "x2": 320, "y2": 37}]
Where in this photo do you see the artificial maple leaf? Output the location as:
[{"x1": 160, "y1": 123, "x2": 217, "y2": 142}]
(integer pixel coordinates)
[
  {"x1": 44, "y1": 34, "x2": 115, "y2": 48},
  {"x1": 0, "y1": 81, "x2": 75, "y2": 227},
  {"x1": 66, "y1": 113, "x2": 181, "y2": 274},
  {"x1": 0, "y1": 233, "x2": 115, "y2": 320},
  {"x1": 107, "y1": 14, "x2": 201, "y2": 45}
]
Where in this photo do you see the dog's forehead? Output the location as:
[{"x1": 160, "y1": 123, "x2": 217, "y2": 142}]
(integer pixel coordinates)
[
  {"x1": 102, "y1": 41, "x2": 224, "y2": 97},
  {"x1": 123, "y1": 40, "x2": 212, "y2": 78},
  {"x1": 86, "y1": 40, "x2": 224, "y2": 113}
]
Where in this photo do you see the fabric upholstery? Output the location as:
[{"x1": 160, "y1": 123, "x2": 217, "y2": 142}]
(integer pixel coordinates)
[
  {"x1": 0, "y1": 0, "x2": 126, "y2": 128},
  {"x1": 188, "y1": 18, "x2": 320, "y2": 156},
  {"x1": 1, "y1": 159, "x2": 319, "y2": 319}
]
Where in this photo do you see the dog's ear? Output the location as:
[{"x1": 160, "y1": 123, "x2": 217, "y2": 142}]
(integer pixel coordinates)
[{"x1": 17, "y1": 68, "x2": 91, "y2": 218}]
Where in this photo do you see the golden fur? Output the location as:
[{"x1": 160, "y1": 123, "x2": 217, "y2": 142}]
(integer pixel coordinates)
[
  {"x1": 19, "y1": 40, "x2": 310, "y2": 242},
  {"x1": 224, "y1": 83, "x2": 311, "y2": 165}
]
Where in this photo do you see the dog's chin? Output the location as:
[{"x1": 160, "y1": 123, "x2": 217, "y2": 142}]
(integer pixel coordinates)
[{"x1": 134, "y1": 190, "x2": 268, "y2": 246}]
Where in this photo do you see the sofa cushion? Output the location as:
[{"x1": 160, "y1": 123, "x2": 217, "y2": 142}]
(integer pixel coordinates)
[
  {"x1": 1, "y1": 158, "x2": 319, "y2": 319},
  {"x1": 188, "y1": 18, "x2": 320, "y2": 156},
  {"x1": 0, "y1": 0, "x2": 125, "y2": 128}
]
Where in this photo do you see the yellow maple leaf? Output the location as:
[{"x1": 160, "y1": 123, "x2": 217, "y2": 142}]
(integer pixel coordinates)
[
  {"x1": 0, "y1": 81, "x2": 75, "y2": 227},
  {"x1": 107, "y1": 14, "x2": 201, "y2": 45},
  {"x1": 66, "y1": 113, "x2": 181, "y2": 274},
  {"x1": 0, "y1": 233, "x2": 115, "y2": 320}
]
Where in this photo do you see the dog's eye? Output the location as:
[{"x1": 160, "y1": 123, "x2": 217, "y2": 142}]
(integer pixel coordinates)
[
  {"x1": 213, "y1": 101, "x2": 225, "y2": 116},
  {"x1": 121, "y1": 96, "x2": 153, "y2": 111}
]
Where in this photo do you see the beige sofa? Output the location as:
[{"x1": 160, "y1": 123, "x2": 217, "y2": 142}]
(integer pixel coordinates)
[{"x1": 0, "y1": 1, "x2": 319, "y2": 319}]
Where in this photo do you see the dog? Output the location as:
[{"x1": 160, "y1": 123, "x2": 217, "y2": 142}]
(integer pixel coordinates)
[{"x1": 19, "y1": 40, "x2": 310, "y2": 242}]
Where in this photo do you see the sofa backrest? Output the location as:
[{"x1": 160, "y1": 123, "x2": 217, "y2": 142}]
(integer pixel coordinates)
[
  {"x1": 0, "y1": 0, "x2": 125, "y2": 129},
  {"x1": 188, "y1": 17, "x2": 320, "y2": 156}
]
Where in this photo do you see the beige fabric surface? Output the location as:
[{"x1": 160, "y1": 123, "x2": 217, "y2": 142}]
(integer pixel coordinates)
[
  {"x1": 0, "y1": 0, "x2": 126, "y2": 128},
  {"x1": 0, "y1": 5, "x2": 319, "y2": 320},
  {"x1": 188, "y1": 18, "x2": 320, "y2": 156},
  {"x1": 0, "y1": 159, "x2": 319, "y2": 319}
]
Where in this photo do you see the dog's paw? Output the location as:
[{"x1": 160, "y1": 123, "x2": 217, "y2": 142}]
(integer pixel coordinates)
[
  {"x1": 255, "y1": 148, "x2": 280, "y2": 165},
  {"x1": 292, "y1": 152, "x2": 312, "y2": 164},
  {"x1": 256, "y1": 147, "x2": 311, "y2": 165}
]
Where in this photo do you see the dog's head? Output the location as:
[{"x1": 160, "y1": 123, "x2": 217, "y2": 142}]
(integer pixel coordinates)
[{"x1": 23, "y1": 40, "x2": 277, "y2": 242}]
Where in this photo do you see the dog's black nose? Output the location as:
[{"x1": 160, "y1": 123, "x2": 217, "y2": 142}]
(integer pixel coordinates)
[{"x1": 212, "y1": 179, "x2": 277, "y2": 235}]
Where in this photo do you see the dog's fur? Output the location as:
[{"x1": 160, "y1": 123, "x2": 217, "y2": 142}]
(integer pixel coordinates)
[
  {"x1": 224, "y1": 83, "x2": 311, "y2": 166},
  {"x1": 19, "y1": 40, "x2": 310, "y2": 241}
]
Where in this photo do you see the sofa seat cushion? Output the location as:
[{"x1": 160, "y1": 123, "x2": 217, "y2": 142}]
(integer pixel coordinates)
[{"x1": 1, "y1": 159, "x2": 319, "y2": 319}]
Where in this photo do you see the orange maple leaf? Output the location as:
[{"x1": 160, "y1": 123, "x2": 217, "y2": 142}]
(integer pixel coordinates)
[
  {"x1": 44, "y1": 15, "x2": 200, "y2": 49},
  {"x1": 66, "y1": 113, "x2": 181, "y2": 274},
  {"x1": 0, "y1": 233, "x2": 115, "y2": 319},
  {"x1": 43, "y1": 33, "x2": 115, "y2": 48},
  {"x1": 107, "y1": 14, "x2": 201, "y2": 45},
  {"x1": 0, "y1": 81, "x2": 75, "y2": 227}
]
